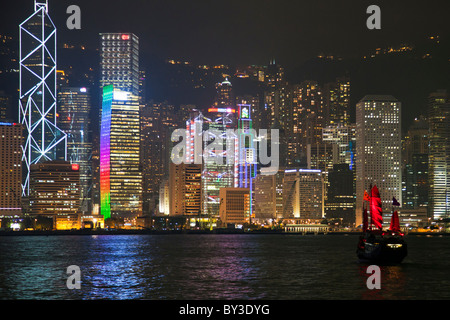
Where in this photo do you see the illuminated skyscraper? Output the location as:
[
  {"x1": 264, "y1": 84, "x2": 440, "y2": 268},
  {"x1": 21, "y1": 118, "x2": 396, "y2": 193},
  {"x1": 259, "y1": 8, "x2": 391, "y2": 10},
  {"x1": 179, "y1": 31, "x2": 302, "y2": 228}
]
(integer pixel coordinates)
[
  {"x1": 185, "y1": 109, "x2": 203, "y2": 165},
  {"x1": 99, "y1": 33, "x2": 140, "y2": 96},
  {"x1": 140, "y1": 102, "x2": 176, "y2": 214},
  {"x1": 324, "y1": 77, "x2": 351, "y2": 126},
  {"x1": 99, "y1": 33, "x2": 142, "y2": 221},
  {"x1": 355, "y1": 95, "x2": 402, "y2": 228},
  {"x1": 237, "y1": 104, "x2": 257, "y2": 218},
  {"x1": 322, "y1": 124, "x2": 356, "y2": 225},
  {"x1": 287, "y1": 81, "x2": 325, "y2": 168},
  {"x1": 428, "y1": 90, "x2": 450, "y2": 220},
  {"x1": 100, "y1": 85, "x2": 142, "y2": 220},
  {"x1": 214, "y1": 78, "x2": 234, "y2": 108},
  {"x1": 29, "y1": 160, "x2": 80, "y2": 230},
  {"x1": 169, "y1": 162, "x2": 202, "y2": 216},
  {"x1": 219, "y1": 188, "x2": 250, "y2": 226},
  {"x1": 0, "y1": 122, "x2": 23, "y2": 216},
  {"x1": 402, "y1": 116, "x2": 429, "y2": 209},
  {"x1": 57, "y1": 87, "x2": 92, "y2": 214},
  {"x1": 236, "y1": 94, "x2": 263, "y2": 131},
  {"x1": 283, "y1": 168, "x2": 324, "y2": 220},
  {"x1": 19, "y1": 0, "x2": 67, "y2": 195},
  {"x1": 202, "y1": 108, "x2": 237, "y2": 216},
  {"x1": 322, "y1": 124, "x2": 356, "y2": 168},
  {"x1": 254, "y1": 168, "x2": 284, "y2": 223}
]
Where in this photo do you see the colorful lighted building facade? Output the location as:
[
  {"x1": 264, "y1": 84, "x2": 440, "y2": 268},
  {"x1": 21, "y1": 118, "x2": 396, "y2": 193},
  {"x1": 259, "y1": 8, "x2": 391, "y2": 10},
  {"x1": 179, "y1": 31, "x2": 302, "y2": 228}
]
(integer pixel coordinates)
[
  {"x1": 183, "y1": 108, "x2": 238, "y2": 217},
  {"x1": 202, "y1": 108, "x2": 237, "y2": 216},
  {"x1": 99, "y1": 32, "x2": 142, "y2": 221},
  {"x1": 237, "y1": 104, "x2": 257, "y2": 218},
  {"x1": 19, "y1": 1, "x2": 67, "y2": 195},
  {"x1": 100, "y1": 86, "x2": 112, "y2": 219},
  {"x1": 100, "y1": 85, "x2": 142, "y2": 220}
]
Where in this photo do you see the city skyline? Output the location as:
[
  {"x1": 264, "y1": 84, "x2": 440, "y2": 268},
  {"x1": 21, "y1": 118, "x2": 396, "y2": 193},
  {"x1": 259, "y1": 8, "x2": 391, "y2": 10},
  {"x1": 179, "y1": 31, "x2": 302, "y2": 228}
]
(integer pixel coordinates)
[
  {"x1": 0, "y1": 0, "x2": 448, "y2": 232},
  {"x1": 2, "y1": 0, "x2": 450, "y2": 306}
]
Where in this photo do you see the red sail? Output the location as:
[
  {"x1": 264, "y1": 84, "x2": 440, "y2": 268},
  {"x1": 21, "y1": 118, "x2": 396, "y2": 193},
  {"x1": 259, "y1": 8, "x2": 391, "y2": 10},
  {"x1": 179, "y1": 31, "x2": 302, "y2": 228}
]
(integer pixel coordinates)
[
  {"x1": 370, "y1": 185, "x2": 383, "y2": 230},
  {"x1": 390, "y1": 211, "x2": 400, "y2": 233},
  {"x1": 363, "y1": 208, "x2": 369, "y2": 232}
]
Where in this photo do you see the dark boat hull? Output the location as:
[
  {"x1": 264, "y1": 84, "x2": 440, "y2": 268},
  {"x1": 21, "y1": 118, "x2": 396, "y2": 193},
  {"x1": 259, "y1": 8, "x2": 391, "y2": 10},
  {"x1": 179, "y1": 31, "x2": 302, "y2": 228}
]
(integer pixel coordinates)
[{"x1": 357, "y1": 236, "x2": 407, "y2": 264}]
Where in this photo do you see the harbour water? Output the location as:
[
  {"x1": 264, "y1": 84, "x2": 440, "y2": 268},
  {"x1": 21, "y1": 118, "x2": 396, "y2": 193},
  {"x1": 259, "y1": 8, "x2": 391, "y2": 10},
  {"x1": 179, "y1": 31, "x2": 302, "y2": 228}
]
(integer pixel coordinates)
[{"x1": 0, "y1": 233, "x2": 449, "y2": 300}]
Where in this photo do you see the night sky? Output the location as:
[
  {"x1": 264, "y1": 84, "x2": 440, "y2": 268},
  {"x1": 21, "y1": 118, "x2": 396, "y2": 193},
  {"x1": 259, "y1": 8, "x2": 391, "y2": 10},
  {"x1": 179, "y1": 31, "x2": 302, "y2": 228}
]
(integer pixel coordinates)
[{"x1": 1, "y1": 0, "x2": 449, "y2": 67}]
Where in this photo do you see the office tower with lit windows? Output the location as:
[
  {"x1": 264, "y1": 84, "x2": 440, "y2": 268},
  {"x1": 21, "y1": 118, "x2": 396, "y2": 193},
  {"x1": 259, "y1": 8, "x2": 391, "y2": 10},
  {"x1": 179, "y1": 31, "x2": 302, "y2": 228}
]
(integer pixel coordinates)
[
  {"x1": 427, "y1": 90, "x2": 450, "y2": 220},
  {"x1": 19, "y1": 1, "x2": 67, "y2": 196},
  {"x1": 254, "y1": 168, "x2": 284, "y2": 223},
  {"x1": 402, "y1": 116, "x2": 429, "y2": 209},
  {"x1": 0, "y1": 92, "x2": 11, "y2": 121},
  {"x1": 138, "y1": 70, "x2": 146, "y2": 105},
  {"x1": 219, "y1": 188, "x2": 250, "y2": 225},
  {"x1": 262, "y1": 61, "x2": 288, "y2": 131},
  {"x1": 236, "y1": 95, "x2": 262, "y2": 131},
  {"x1": 325, "y1": 163, "x2": 355, "y2": 225},
  {"x1": 265, "y1": 60, "x2": 285, "y2": 89},
  {"x1": 0, "y1": 122, "x2": 23, "y2": 216},
  {"x1": 214, "y1": 78, "x2": 234, "y2": 108},
  {"x1": 324, "y1": 77, "x2": 351, "y2": 126},
  {"x1": 29, "y1": 160, "x2": 80, "y2": 230},
  {"x1": 322, "y1": 124, "x2": 356, "y2": 168},
  {"x1": 322, "y1": 124, "x2": 356, "y2": 224},
  {"x1": 283, "y1": 168, "x2": 324, "y2": 220},
  {"x1": 140, "y1": 102, "x2": 177, "y2": 214},
  {"x1": 355, "y1": 95, "x2": 402, "y2": 227},
  {"x1": 57, "y1": 87, "x2": 93, "y2": 214},
  {"x1": 169, "y1": 162, "x2": 202, "y2": 216},
  {"x1": 99, "y1": 32, "x2": 142, "y2": 221},
  {"x1": 287, "y1": 81, "x2": 325, "y2": 168},
  {"x1": 99, "y1": 33, "x2": 140, "y2": 96},
  {"x1": 100, "y1": 85, "x2": 142, "y2": 220}
]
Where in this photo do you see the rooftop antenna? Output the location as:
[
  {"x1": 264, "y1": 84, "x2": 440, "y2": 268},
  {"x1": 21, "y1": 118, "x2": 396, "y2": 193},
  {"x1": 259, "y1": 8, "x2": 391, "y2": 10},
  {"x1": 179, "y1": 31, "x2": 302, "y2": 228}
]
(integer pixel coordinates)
[{"x1": 34, "y1": 0, "x2": 48, "y2": 12}]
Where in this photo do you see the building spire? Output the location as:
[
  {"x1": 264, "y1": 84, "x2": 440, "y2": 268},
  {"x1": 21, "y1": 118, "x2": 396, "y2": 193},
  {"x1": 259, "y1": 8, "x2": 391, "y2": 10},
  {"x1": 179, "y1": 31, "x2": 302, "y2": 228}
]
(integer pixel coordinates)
[{"x1": 34, "y1": 0, "x2": 48, "y2": 12}]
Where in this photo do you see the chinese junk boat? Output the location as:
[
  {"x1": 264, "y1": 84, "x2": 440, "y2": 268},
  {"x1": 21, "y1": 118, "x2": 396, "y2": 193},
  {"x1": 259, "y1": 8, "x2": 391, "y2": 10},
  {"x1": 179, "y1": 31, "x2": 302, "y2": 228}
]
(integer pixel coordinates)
[{"x1": 357, "y1": 185, "x2": 407, "y2": 264}]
